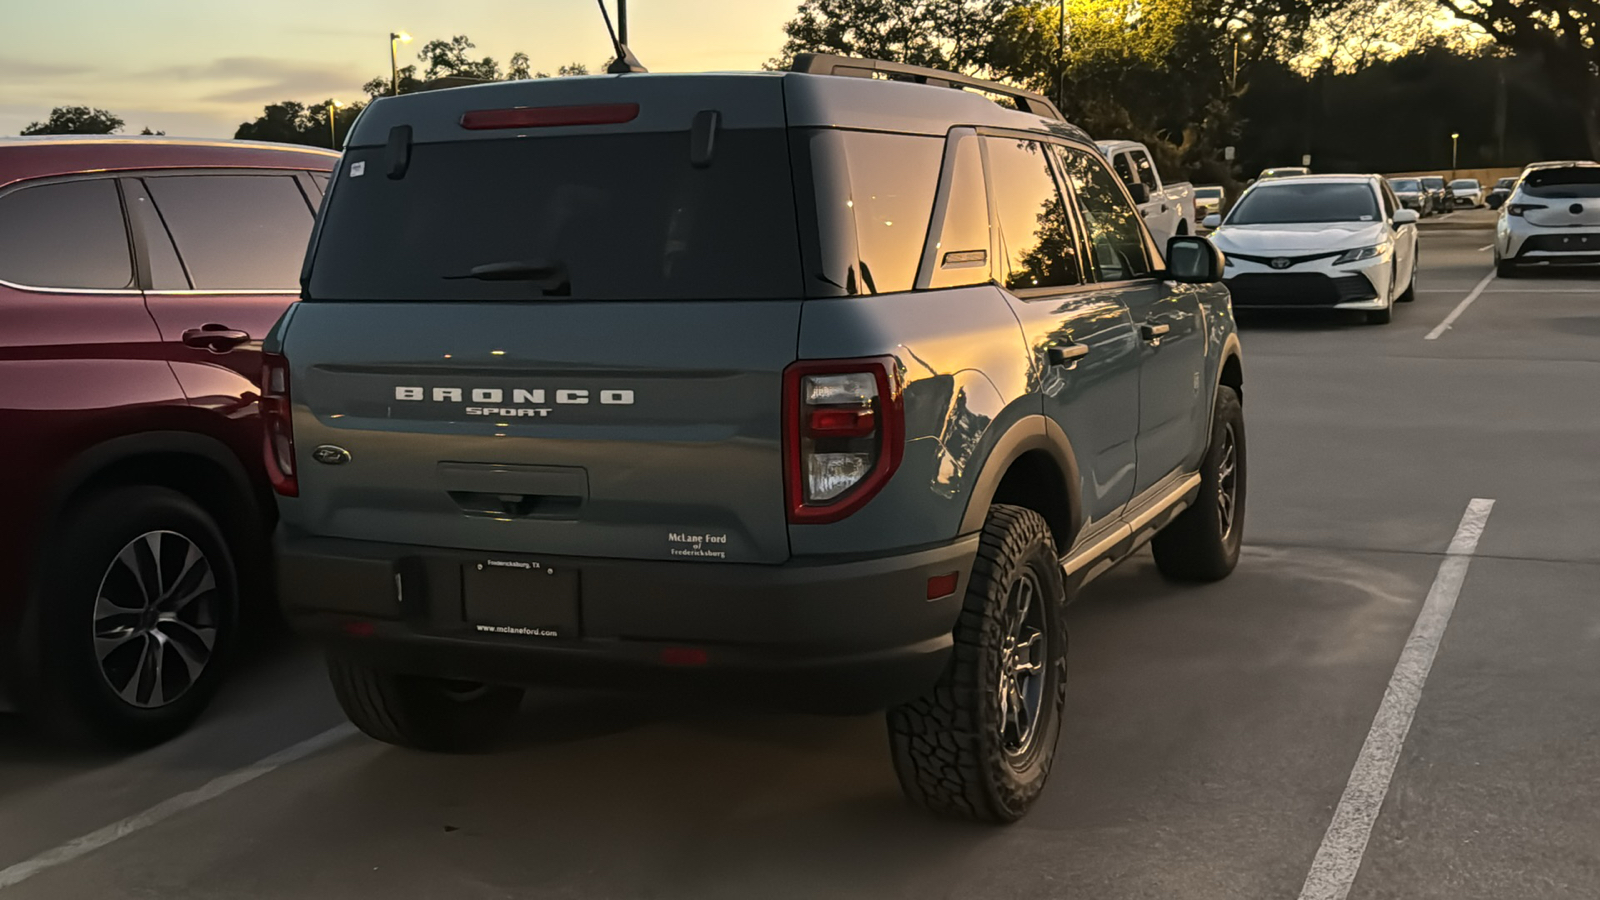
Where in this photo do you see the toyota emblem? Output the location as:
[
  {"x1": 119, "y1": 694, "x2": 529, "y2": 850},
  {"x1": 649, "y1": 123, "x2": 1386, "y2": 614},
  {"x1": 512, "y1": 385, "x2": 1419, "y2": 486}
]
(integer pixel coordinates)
[
  {"x1": 1270, "y1": 257, "x2": 1292, "y2": 270},
  {"x1": 1571, "y1": 203, "x2": 1584, "y2": 215}
]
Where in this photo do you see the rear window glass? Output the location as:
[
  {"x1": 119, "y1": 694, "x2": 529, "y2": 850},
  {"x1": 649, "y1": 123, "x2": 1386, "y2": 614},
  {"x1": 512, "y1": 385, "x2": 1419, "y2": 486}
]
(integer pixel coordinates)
[
  {"x1": 840, "y1": 131, "x2": 941, "y2": 294},
  {"x1": 308, "y1": 129, "x2": 803, "y2": 301},
  {"x1": 1522, "y1": 167, "x2": 1600, "y2": 198},
  {"x1": 0, "y1": 179, "x2": 133, "y2": 290}
]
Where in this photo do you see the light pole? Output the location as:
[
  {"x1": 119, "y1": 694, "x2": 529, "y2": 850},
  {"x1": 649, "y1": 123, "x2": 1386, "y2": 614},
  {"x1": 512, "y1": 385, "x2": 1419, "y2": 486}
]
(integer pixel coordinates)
[
  {"x1": 389, "y1": 31, "x2": 412, "y2": 96},
  {"x1": 1450, "y1": 132, "x2": 1460, "y2": 181},
  {"x1": 1232, "y1": 32, "x2": 1249, "y2": 91},
  {"x1": 1057, "y1": 0, "x2": 1067, "y2": 110},
  {"x1": 327, "y1": 100, "x2": 343, "y2": 150}
]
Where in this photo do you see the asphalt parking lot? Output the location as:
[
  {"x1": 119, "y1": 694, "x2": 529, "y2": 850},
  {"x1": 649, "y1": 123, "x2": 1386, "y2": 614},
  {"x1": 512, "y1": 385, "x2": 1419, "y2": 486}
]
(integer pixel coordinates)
[{"x1": 1, "y1": 227, "x2": 1596, "y2": 899}]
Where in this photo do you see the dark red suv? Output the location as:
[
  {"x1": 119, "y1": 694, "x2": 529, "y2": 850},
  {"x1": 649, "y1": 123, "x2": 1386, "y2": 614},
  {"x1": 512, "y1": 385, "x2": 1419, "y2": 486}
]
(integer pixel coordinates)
[{"x1": 0, "y1": 136, "x2": 337, "y2": 745}]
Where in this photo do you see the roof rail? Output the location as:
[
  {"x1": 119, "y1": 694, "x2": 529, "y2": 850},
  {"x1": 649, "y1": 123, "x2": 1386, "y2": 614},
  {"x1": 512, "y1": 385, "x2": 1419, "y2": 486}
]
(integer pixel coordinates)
[{"x1": 790, "y1": 53, "x2": 1064, "y2": 121}]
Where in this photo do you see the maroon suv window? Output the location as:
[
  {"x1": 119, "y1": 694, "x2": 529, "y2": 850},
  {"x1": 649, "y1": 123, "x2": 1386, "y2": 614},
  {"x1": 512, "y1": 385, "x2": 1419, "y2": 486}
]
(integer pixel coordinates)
[
  {"x1": 144, "y1": 175, "x2": 313, "y2": 291},
  {"x1": 0, "y1": 179, "x2": 133, "y2": 290}
]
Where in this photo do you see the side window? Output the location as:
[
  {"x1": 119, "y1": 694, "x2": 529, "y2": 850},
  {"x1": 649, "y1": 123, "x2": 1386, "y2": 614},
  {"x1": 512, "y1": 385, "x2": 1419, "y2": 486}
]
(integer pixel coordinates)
[
  {"x1": 143, "y1": 174, "x2": 314, "y2": 291},
  {"x1": 925, "y1": 132, "x2": 991, "y2": 290},
  {"x1": 1055, "y1": 146, "x2": 1154, "y2": 282},
  {"x1": 984, "y1": 137, "x2": 1081, "y2": 291},
  {"x1": 310, "y1": 172, "x2": 330, "y2": 193},
  {"x1": 839, "y1": 131, "x2": 943, "y2": 294},
  {"x1": 1112, "y1": 153, "x2": 1137, "y2": 188},
  {"x1": 1380, "y1": 184, "x2": 1397, "y2": 219},
  {"x1": 0, "y1": 179, "x2": 133, "y2": 289},
  {"x1": 1133, "y1": 150, "x2": 1160, "y2": 193}
]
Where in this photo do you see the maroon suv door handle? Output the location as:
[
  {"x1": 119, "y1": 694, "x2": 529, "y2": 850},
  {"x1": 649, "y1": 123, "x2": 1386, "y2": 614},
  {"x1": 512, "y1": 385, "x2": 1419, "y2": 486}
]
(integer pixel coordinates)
[{"x1": 182, "y1": 325, "x2": 252, "y2": 353}]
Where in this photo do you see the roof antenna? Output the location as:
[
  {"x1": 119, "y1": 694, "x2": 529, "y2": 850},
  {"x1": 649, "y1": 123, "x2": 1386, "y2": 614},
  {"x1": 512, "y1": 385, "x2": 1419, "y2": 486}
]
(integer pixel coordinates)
[{"x1": 597, "y1": 0, "x2": 647, "y2": 74}]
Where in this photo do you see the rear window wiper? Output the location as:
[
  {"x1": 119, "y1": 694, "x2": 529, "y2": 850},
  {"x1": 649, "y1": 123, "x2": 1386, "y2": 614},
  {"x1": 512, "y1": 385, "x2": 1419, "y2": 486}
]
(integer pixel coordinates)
[{"x1": 444, "y1": 260, "x2": 571, "y2": 296}]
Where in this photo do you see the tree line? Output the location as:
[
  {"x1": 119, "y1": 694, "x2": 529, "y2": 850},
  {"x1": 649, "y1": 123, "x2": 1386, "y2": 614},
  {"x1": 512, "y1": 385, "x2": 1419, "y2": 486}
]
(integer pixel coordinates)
[
  {"x1": 773, "y1": 0, "x2": 1597, "y2": 188},
  {"x1": 18, "y1": 35, "x2": 590, "y2": 147}
]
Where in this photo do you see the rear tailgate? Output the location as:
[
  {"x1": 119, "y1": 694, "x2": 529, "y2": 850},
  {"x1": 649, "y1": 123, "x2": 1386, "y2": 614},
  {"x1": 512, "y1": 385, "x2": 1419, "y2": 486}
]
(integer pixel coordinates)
[
  {"x1": 281, "y1": 301, "x2": 800, "y2": 563},
  {"x1": 279, "y1": 74, "x2": 805, "y2": 564}
]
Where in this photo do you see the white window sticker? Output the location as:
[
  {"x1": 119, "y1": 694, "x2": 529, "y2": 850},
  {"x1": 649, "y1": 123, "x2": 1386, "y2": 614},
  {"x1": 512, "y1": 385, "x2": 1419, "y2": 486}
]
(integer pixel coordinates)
[{"x1": 350, "y1": 161, "x2": 366, "y2": 178}]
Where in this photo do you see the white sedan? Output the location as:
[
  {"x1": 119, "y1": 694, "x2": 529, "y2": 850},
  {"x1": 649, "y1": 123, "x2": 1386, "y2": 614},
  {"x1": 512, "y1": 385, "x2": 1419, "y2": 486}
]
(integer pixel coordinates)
[
  {"x1": 1202, "y1": 175, "x2": 1420, "y2": 325},
  {"x1": 1450, "y1": 178, "x2": 1484, "y2": 208},
  {"x1": 1495, "y1": 161, "x2": 1600, "y2": 277}
]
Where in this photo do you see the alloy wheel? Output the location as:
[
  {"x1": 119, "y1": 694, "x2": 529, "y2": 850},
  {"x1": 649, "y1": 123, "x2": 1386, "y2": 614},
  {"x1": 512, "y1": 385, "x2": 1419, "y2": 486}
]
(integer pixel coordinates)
[
  {"x1": 998, "y1": 568, "x2": 1048, "y2": 765},
  {"x1": 1217, "y1": 422, "x2": 1240, "y2": 540},
  {"x1": 92, "y1": 530, "x2": 220, "y2": 709}
]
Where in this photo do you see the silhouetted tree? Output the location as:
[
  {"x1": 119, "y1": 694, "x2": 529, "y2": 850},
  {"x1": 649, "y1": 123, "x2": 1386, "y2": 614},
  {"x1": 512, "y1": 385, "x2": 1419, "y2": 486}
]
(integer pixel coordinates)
[{"x1": 21, "y1": 105, "x2": 123, "y2": 135}]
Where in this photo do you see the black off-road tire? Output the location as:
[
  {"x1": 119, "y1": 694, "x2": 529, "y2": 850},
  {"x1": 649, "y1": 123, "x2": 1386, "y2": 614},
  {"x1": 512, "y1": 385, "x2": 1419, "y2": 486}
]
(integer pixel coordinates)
[
  {"x1": 1152, "y1": 388, "x2": 1246, "y2": 582},
  {"x1": 328, "y1": 655, "x2": 524, "y2": 752},
  {"x1": 887, "y1": 505, "x2": 1067, "y2": 824},
  {"x1": 27, "y1": 486, "x2": 239, "y2": 747}
]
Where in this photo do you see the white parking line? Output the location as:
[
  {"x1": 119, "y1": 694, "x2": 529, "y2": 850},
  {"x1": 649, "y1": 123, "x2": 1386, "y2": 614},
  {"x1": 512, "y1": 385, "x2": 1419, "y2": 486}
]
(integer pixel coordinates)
[
  {"x1": 0, "y1": 723, "x2": 357, "y2": 891},
  {"x1": 1477, "y1": 244, "x2": 1493, "y2": 252},
  {"x1": 1424, "y1": 271, "x2": 1495, "y2": 340},
  {"x1": 1296, "y1": 498, "x2": 1495, "y2": 900}
]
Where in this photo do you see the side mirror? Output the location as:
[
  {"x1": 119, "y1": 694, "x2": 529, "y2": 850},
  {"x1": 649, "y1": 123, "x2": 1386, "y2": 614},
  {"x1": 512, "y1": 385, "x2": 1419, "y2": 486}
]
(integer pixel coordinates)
[
  {"x1": 1202, "y1": 213, "x2": 1223, "y2": 229},
  {"x1": 1393, "y1": 209, "x2": 1420, "y2": 225},
  {"x1": 1166, "y1": 235, "x2": 1225, "y2": 284},
  {"x1": 1126, "y1": 183, "x2": 1150, "y2": 205}
]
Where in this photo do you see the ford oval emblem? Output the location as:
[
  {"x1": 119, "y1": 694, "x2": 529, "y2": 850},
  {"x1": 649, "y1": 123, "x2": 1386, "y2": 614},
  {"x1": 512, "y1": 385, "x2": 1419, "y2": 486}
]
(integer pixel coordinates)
[
  {"x1": 312, "y1": 445, "x2": 351, "y2": 466},
  {"x1": 1270, "y1": 257, "x2": 1292, "y2": 270}
]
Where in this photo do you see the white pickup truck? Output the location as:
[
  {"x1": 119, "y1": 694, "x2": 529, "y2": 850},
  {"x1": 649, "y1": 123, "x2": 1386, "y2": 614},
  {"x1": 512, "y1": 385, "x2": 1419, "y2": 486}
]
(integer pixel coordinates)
[{"x1": 1096, "y1": 140, "x2": 1197, "y2": 247}]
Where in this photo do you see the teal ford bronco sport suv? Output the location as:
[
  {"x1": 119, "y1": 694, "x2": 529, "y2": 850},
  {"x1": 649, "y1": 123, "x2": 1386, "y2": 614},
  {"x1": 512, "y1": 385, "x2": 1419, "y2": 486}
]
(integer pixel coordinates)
[{"x1": 267, "y1": 55, "x2": 1245, "y2": 823}]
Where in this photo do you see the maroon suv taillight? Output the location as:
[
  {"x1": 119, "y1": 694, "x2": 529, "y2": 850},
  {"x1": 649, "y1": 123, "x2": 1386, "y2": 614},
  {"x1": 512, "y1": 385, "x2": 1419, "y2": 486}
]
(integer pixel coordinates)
[
  {"x1": 261, "y1": 353, "x2": 298, "y2": 498},
  {"x1": 783, "y1": 357, "x2": 904, "y2": 524}
]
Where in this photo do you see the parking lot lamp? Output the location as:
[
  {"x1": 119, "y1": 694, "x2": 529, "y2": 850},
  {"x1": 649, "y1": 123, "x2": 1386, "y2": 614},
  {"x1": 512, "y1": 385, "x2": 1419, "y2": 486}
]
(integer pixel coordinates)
[
  {"x1": 390, "y1": 31, "x2": 413, "y2": 96},
  {"x1": 327, "y1": 100, "x2": 343, "y2": 150},
  {"x1": 1451, "y1": 132, "x2": 1460, "y2": 181},
  {"x1": 1233, "y1": 32, "x2": 1249, "y2": 90}
]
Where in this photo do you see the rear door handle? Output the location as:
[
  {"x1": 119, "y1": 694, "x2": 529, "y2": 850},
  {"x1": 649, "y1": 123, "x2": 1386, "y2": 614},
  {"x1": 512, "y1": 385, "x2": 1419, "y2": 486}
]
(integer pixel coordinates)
[
  {"x1": 1141, "y1": 323, "x2": 1171, "y2": 341},
  {"x1": 1047, "y1": 342, "x2": 1090, "y2": 366},
  {"x1": 182, "y1": 325, "x2": 252, "y2": 353}
]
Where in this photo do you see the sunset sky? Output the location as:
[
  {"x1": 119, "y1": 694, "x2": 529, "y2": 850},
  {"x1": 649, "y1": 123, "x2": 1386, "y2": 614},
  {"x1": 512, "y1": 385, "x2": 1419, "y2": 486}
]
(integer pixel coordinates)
[{"x1": 0, "y1": 0, "x2": 800, "y2": 137}]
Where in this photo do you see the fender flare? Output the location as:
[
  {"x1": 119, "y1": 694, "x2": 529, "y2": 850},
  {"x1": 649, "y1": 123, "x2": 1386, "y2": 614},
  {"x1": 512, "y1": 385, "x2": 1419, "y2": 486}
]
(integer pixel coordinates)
[
  {"x1": 43, "y1": 430, "x2": 262, "y2": 527},
  {"x1": 956, "y1": 415, "x2": 1083, "y2": 547}
]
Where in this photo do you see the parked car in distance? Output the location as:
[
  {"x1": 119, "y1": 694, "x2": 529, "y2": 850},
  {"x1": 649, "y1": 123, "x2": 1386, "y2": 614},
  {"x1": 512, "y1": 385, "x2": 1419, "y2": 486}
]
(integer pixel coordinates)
[
  {"x1": 1485, "y1": 176, "x2": 1516, "y2": 210},
  {"x1": 271, "y1": 55, "x2": 1246, "y2": 825},
  {"x1": 0, "y1": 136, "x2": 338, "y2": 746},
  {"x1": 1450, "y1": 178, "x2": 1484, "y2": 208},
  {"x1": 1097, "y1": 139, "x2": 1198, "y2": 246},
  {"x1": 1194, "y1": 185, "x2": 1225, "y2": 223},
  {"x1": 1203, "y1": 174, "x2": 1419, "y2": 325},
  {"x1": 1495, "y1": 161, "x2": 1600, "y2": 277},
  {"x1": 1387, "y1": 177, "x2": 1433, "y2": 217},
  {"x1": 1419, "y1": 176, "x2": 1451, "y2": 212},
  {"x1": 1257, "y1": 166, "x2": 1310, "y2": 181}
]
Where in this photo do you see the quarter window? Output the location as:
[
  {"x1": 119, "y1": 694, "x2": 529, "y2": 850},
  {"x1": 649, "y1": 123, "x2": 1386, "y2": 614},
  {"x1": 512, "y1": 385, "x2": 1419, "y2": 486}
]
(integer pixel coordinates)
[
  {"x1": 840, "y1": 131, "x2": 943, "y2": 294},
  {"x1": 144, "y1": 175, "x2": 314, "y2": 291},
  {"x1": 984, "y1": 137, "x2": 1081, "y2": 291},
  {"x1": 1056, "y1": 146, "x2": 1153, "y2": 282},
  {"x1": 0, "y1": 179, "x2": 133, "y2": 290}
]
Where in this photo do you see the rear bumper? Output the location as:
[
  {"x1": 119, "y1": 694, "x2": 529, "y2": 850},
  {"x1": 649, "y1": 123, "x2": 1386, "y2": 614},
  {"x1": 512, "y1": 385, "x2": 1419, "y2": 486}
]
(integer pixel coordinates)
[{"x1": 277, "y1": 529, "x2": 977, "y2": 712}]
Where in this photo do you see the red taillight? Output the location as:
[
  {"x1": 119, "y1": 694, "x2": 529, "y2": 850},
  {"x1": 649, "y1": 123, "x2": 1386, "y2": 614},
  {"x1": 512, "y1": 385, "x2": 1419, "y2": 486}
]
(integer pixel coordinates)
[
  {"x1": 782, "y1": 357, "x2": 904, "y2": 525},
  {"x1": 659, "y1": 647, "x2": 709, "y2": 667},
  {"x1": 1507, "y1": 202, "x2": 1547, "y2": 218},
  {"x1": 261, "y1": 352, "x2": 298, "y2": 498},
  {"x1": 459, "y1": 103, "x2": 640, "y2": 130}
]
